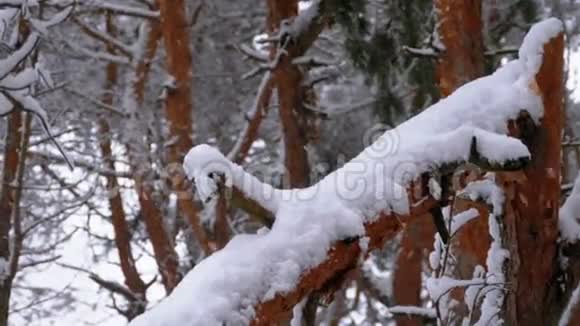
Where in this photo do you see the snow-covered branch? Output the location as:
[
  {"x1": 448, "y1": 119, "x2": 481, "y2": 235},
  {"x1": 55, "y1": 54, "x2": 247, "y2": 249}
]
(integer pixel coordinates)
[
  {"x1": 461, "y1": 179, "x2": 508, "y2": 326},
  {"x1": 388, "y1": 306, "x2": 437, "y2": 318},
  {"x1": 72, "y1": 16, "x2": 134, "y2": 57},
  {"x1": 129, "y1": 18, "x2": 564, "y2": 326},
  {"x1": 402, "y1": 45, "x2": 440, "y2": 58},
  {"x1": 76, "y1": 1, "x2": 160, "y2": 19}
]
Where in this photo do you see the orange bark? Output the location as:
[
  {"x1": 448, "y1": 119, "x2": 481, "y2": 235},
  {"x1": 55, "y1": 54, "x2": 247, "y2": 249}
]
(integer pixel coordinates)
[
  {"x1": 0, "y1": 110, "x2": 22, "y2": 324},
  {"x1": 437, "y1": 0, "x2": 490, "y2": 276},
  {"x1": 431, "y1": 3, "x2": 490, "y2": 322},
  {"x1": 126, "y1": 16, "x2": 181, "y2": 294},
  {"x1": 0, "y1": 21, "x2": 32, "y2": 324},
  {"x1": 499, "y1": 32, "x2": 564, "y2": 325},
  {"x1": 393, "y1": 215, "x2": 435, "y2": 326},
  {"x1": 267, "y1": 0, "x2": 310, "y2": 188},
  {"x1": 392, "y1": 1, "x2": 487, "y2": 319},
  {"x1": 435, "y1": 0, "x2": 486, "y2": 97},
  {"x1": 98, "y1": 14, "x2": 147, "y2": 313},
  {"x1": 230, "y1": 76, "x2": 275, "y2": 165},
  {"x1": 157, "y1": 0, "x2": 212, "y2": 254},
  {"x1": 251, "y1": 198, "x2": 439, "y2": 325}
]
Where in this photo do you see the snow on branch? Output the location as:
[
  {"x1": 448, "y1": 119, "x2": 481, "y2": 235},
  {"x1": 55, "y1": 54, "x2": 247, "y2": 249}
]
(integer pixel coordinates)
[
  {"x1": 29, "y1": 4, "x2": 73, "y2": 33},
  {"x1": 0, "y1": 6, "x2": 76, "y2": 170},
  {"x1": 228, "y1": 0, "x2": 331, "y2": 165},
  {"x1": 77, "y1": 1, "x2": 159, "y2": 19},
  {"x1": 0, "y1": 0, "x2": 32, "y2": 8},
  {"x1": 462, "y1": 178, "x2": 508, "y2": 326},
  {"x1": 388, "y1": 306, "x2": 437, "y2": 318},
  {"x1": 559, "y1": 174, "x2": 580, "y2": 243},
  {"x1": 129, "y1": 18, "x2": 563, "y2": 326},
  {"x1": 71, "y1": 16, "x2": 133, "y2": 57},
  {"x1": 0, "y1": 32, "x2": 39, "y2": 81}
]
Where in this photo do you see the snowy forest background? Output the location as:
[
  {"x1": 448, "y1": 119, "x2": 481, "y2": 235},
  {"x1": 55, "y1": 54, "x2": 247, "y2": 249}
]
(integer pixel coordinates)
[{"x1": 0, "y1": 0, "x2": 579, "y2": 325}]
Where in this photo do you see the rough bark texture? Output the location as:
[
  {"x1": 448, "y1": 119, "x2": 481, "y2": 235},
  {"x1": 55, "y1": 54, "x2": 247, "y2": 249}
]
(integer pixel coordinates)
[
  {"x1": 392, "y1": 215, "x2": 435, "y2": 326},
  {"x1": 266, "y1": 1, "x2": 320, "y2": 322},
  {"x1": 98, "y1": 14, "x2": 147, "y2": 318},
  {"x1": 498, "y1": 32, "x2": 564, "y2": 326},
  {"x1": 230, "y1": 76, "x2": 275, "y2": 165},
  {"x1": 268, "y1": 0, "x2": 310, "y2": 188},
  {"x1": 0, "y1": 20, "x2": 32, "y2": 325},
  {"x1": 392, "y1": 2, "x2": 487, "y2": 321},
  {"x1": 436, "y1": 0, "x2": 489, "y2": 275},
  {"x1": 0, "y1": 110, "x2": 22, "y2": 326},
  {"x1": 157, "y1": 0, "x2": 212, "y2": 254},
  {"x1": 227, "y1": 0, "x2": 331, "y2": 225},
  {"x1": 127, "y1": 17, "x2": 182, "y2": 294},
  {"x1": 250, "y1": 198, "x2": 439, "y2": 325},
  {"x1": 435, "y1": 0, "x2": 486, "y2": 97}
]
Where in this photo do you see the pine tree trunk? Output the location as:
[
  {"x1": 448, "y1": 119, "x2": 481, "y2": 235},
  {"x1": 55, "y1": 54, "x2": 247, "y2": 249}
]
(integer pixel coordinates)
[
  {"x1": 435, "y1": 0, "x2": 486, "y2": 97},
  {"x1": 393, "y1": 2, "x2": 487, "y2": 322},
  {"x1": 393, "y1": 216, "x2": 435, "y2": 326},
  {"x1": 498, "y1": 31, "x2": 564, "y2": 326},
  {"x1": 267, "y1": 0, "x2": 310, "y2": 188},
  {"x1": 157, "y1": 0, "x2": 212, "y2": 254},
  {"x1": 124, "y1": 16, "x2": 182, "y2": 294},
  {"x1": 0, "y1": 20, "x2": 33, "y2": 326},
  {"x1": 0, "y1": 110, "x2": 22, "y2": 326},
  {"x1": 99, "y1": 13, "x2": 147, "y2": 318}
]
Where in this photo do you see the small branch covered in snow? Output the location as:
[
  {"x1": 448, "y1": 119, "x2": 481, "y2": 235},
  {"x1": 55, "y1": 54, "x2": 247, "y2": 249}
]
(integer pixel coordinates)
[
  {"x1": 0, "y1": 6, "x2": 77, "y2": 170},
  {"x1": 402, "y1": 45, "x2": 440, "y2": 58},
  {"x1": 236, "y1": 43, "x2": 268, "y2": 62},
  {"x1": 388, "y1": 305, "x2": 437, "y2": 318},
  {"x1": 71, "y1": 16, "x2": 134, "y2": 57},
  {"x1": 468, "y1": 179, "x2": 509, "y2": 326},
  {"x1": 485, "y1": 47, "x2": 520, "y2": 57},
  {"x1": 74, "y1": 1, "x2": 160, "y2": 19}
]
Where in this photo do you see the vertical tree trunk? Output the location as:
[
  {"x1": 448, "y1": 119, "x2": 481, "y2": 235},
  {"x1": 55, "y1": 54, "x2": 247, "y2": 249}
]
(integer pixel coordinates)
[
  {"x1": 157, "y1": 0, "x2": 212, "y2": 254},
  {"x1": 0, "y1": 110, "x2": 22, "y2": 326},
  {"x1": 499, "y1": 32, "x2": 564, "y2": 326},
  {"x1": 267, "y1": 0, "x2": 310, "y2": 188},
  {"x1": 436, "y1": 0, "x2": 487, "y2": 272},
  {"x1": 0, "y1": 19, "x2": 34, "y2": 326},
  {"x1": 127, "y1": 19, "x2": 183, "y2": 294},
  {"x1": 266, "y1": 1, "x2": 315, "y2": 323},
  {"x1": 108, "y1": 10, "x2": 183, "y2": 293},
  {"x1": 99, "y1": 13, "x2": 147, "y2": 318},
  {"x1": 435, "y1": 0, "x2": 486, "y2": 97},
  {"x1": 392, "y1": 217, "x2": 435, "y2": 326},
  {"x1": 393, "y1": 1, "x2": 487, "y2": 321}
]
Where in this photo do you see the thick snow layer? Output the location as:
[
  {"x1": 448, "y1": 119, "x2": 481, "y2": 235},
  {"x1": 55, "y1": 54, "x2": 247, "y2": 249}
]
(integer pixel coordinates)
[
  {"x1": 519, "y1": 18, "x2": 563, "y2": 77},
  {"x1": 559, "y1": 174, "x2": 580, "y2": 243},
  {"x1": 130, "y1": 19, "x2": 562, "y2": 326}
]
